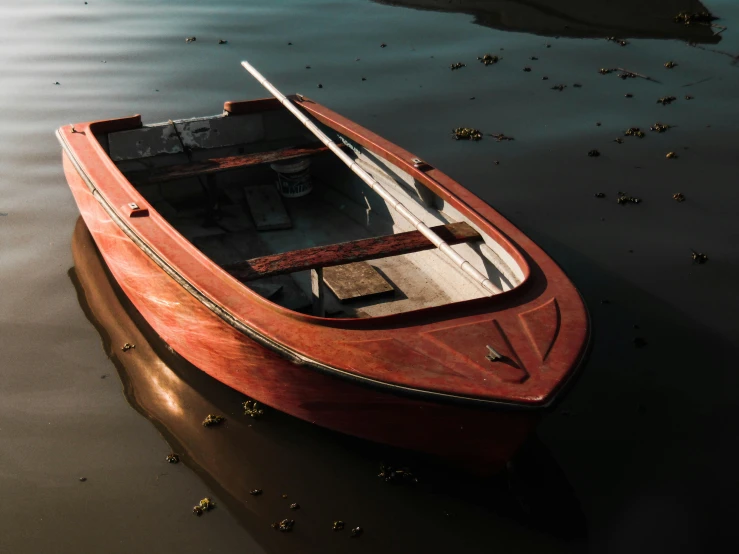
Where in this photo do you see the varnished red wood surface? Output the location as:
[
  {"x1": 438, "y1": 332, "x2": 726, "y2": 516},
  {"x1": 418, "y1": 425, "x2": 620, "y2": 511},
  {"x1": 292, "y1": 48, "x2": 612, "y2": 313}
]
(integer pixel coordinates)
[
  {"x1": 127, "y1": 142, "x2": 331, "y2": 185},
  {"x1": 226, "y1": 222, "x2": 480, "y2": 281},
  {"x1": 57, "y1": 99, "x2": 589, "y2": 407},
  {"x1": 66, "y1": 166, "x2": 537, "y2": 472}
]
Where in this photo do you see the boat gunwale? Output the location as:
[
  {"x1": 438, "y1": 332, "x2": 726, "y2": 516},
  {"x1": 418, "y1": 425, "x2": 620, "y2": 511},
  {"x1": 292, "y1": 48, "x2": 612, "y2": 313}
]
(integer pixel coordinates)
[{"x1": 56, "y1": 97, "x2": 590, "y2": 408}]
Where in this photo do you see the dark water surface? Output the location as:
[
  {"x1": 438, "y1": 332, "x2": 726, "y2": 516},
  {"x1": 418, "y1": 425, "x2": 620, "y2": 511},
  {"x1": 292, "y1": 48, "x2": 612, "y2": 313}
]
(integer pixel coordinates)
[{"x1": 2, "y1": 1, "x2": 739, "y2": 552}]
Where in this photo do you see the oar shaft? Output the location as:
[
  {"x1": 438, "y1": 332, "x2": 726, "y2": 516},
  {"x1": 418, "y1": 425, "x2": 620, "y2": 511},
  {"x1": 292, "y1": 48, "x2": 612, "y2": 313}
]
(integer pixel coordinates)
[{"x1": 241, "y1": 60, "x2": 501, "y2": 296}]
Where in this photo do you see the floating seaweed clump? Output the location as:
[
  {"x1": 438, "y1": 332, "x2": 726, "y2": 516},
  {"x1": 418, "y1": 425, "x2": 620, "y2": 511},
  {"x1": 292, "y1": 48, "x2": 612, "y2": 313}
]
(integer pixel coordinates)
[
  {"x1": 351, "y1": 527, "x2": 364, "y2": 538},
  {"x1": 166, "y1": 453, "x2": 180, "y2": 464},
  {"x1": 650, "y1": 122, "x2": 671, "y2": 133},
  {"x1": 242, "y1": 399, "x2": 265, "y2": 419},
  {"x1": 588, "y1": 149, "x2": 600, "y2": 157},
  {"x1": 453, "y1": 128, "x2": 482, "y2": 141},
  {"x1": 617, "y1": 192, "x2": 641, "y2": 205},
  {"x1": 202, "y1": 414, "x2": 225, "y2": 427},
  {"x1": 666, "y1": 151, "x2": 678, "y2": 159},
  {"x1": 664, "y1": 61, "x2": 677, "y2": 69},
  {"x1": 333, "y1": 521, "x2": 345, "y2": 531},
  {"x1": 673, "y1": 193, "x2": 686, "y2": 202},
  {"x1": 674, "y1": 11, "x2": 717, "y2": 25},
  {"x1": 272, "y1": 519, "x2": 295, "y2": 532},
  {"x1": 193, "y1": 497, "x2": 215, "y2": 516},
  {"x1": 692, "y1": 250, "x2": 708, "y2": 263},
  {"x1": 450, "y1": 62, "x2": 466, "y2": 70},
  {"x1": 551, "y1": 84, "x2": 567, "y2": 91},
  {"x1": 625, "y1": 127, "x2": 645, "y2": 138},
  {"x1": 477, "y1": 54, "x2": 500, "y2": 66},
  {"x1": 657, "y1": 96, "x2": 677, "y2": 105}
]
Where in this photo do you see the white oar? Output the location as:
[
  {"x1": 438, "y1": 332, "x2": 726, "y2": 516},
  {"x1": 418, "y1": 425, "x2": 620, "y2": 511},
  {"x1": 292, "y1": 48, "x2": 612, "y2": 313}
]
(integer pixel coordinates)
[{"x1": 240, "y1": 60, "x2": 501, "y2": 296}]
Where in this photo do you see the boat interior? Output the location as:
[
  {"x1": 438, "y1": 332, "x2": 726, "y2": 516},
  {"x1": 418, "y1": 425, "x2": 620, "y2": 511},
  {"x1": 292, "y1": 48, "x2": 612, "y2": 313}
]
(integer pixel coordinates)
[{"x1": 100, "y1": 104, "x2": 525, "y2": 318}]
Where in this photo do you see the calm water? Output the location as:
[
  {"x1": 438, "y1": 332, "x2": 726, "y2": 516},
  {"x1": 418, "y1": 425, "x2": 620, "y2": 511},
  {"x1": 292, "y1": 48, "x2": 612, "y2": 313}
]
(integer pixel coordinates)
[{"x1": 1, "y1": 1, "x2": 739, "y2": 552}]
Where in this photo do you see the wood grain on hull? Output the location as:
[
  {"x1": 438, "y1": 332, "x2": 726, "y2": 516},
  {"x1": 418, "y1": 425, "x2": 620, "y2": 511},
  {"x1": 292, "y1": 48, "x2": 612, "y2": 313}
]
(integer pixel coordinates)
[{"x1": 64, "y1": 153, "x2": 538, "y2": 472}]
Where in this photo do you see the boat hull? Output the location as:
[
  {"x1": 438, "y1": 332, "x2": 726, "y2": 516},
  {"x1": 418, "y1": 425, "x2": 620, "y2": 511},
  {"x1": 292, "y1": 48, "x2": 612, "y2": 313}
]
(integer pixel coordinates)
[{"x1": 64, "y1": 151, "x2": 539, "y2": 473}]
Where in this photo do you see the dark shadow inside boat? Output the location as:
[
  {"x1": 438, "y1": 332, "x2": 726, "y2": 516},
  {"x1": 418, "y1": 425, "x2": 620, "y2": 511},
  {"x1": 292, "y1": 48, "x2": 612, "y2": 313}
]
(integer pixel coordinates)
[
  {"x1": 69, "y1": 216, "x2": 587, "y2": 550},
  {"x1": 110, "y1": 109, "x2": 521, "y2": 320}
]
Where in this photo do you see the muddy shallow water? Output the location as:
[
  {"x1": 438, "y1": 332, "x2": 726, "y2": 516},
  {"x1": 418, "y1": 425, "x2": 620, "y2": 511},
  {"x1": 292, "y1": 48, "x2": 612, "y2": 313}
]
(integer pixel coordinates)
[{"x1": 1, "y1": 1, "x2": 739, "y2": 552}]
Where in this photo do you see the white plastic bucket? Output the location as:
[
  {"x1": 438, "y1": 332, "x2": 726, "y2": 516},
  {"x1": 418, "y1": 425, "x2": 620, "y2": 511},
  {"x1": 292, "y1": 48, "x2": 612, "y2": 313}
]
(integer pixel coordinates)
[{"x1": 270, "y1": 158, "x2": 312, "y2": 198}]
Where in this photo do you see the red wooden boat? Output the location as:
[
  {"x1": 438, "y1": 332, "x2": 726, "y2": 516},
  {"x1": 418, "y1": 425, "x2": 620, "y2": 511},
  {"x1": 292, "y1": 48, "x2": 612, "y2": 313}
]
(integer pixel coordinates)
[{"x1": 57, "y1": 95, "x2": 589, "y2": 473}]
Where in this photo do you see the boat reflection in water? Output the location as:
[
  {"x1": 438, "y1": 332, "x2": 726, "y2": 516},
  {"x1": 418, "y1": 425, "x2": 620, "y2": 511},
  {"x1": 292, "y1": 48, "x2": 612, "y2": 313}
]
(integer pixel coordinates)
[
  {"x1": 70, "y1": 216, "x2": 585, "y2": 550},
  {"x1": 374, "y1": 0, "x2": 721, "y2": 42}
]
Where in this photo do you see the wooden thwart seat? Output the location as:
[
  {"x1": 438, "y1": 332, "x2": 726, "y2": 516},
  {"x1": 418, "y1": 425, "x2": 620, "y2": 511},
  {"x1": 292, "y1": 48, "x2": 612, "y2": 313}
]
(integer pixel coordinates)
[
  {"x1": 224, "y1": 222, "x2": 482, "y2": 282},
  {"x1": 127, "y1": 142, "x2": 335, "y2": 185}
]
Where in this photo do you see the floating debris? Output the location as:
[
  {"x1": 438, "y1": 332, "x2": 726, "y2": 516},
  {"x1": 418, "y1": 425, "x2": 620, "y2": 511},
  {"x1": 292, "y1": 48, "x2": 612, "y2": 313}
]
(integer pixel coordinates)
[
  {"x1": 289, "y1": 503, "x2": 300, "y2": 510},
  {"x1": 651, "y1": 122, "x2": 671, "y2": 133},
  {"x1": 250, "y1": 489, "x2": 263, "y2": 496},
  {"x1": 692, "y1": 250, "x2": 708, "y2": 264},
  {"x1": 617, "y1": 193, "x2": 642, "y2": 205},
  {"x1": 625, "y1": 127, "x2": 645, "y2": 138},
  {"x1": 541, "y1": 76, "x2": 549, "y2": 80},
  {"x1": 287, "y1": 42, "x2": 292, "y2": 46},
  {"x1": 673, "y1": 193, "x2": 686, "y2": 202},
  {"x1": 121, "y1": 343, "x2": 135, "y2": 352},
  {"x1": 674, "y1": 11, "x2": 717, "y2": 26},
  {"x1": 333, "y1": 521, "x2": 345, "y2": 531},
  {"x1": 685, "y1": 94, "x2": 694, "y2": 100},
  {"x1": 530, "y1": 56, "x2": 538, "y2": 60},
  {"x1": 380, "y1": 43, "x2": 387, "y2": 48},
  {"x1": 272, "y1": 519, "x2": 295, "y2": 532},
  {"x1": 664, "y1": 61, "x2": 677, "y2": 69},
  {"x1": 218, "y1": 39, "x2": 227, "y2": 45},
  {"x1": 452, "y1": 128, "x2": 482, "y2": 141},
  {"x1": 666, "y1": 151, "x2": 678, "y2": 159},
  {"x1": 588, "y1": 150, "x2": 600, "y2": 157},
  {"x1": 361, "y1": 77, "x2": 366, "y2": 81},
  {"x1": 242, "y1": 399, "x2": 265, "y2": 419},
  {"x1": 54, "y1": 81, "x2": 61, "y2": 85},
  {"x1": 600, "y1": 67, "x2": 660, "y2": 83},
  {"x1": 450, "y1": 62, "x2": 466, "y2": 70},
  {"x1": 523, "y1": 67, "x2": 532, "y2": 72},
  {"x1": 596, "y1": 122, "x2": 601, "y2": 126},
  {"x1": 281, "y1": 494, "x2": 288, "y2": 499},
  {"x1": 79, "y1": 477, "x2": 87, "y2": 482},
  {"x1": 378, "y1": 463, "x2": 419, "y2": 484},
  {"x1": 573, "y1": 83, "x2": 582, "y2": 88},
  {"x1": 488, "y1": 133, "x2": 514, "y2": 142},
  {"x1": 657, "y1": 96, "x2": 677, "y2": 105},
  {"x1": 614, "y1": 138, "x2": 624, "y2": 144},
  {"x1": 625, "y1": 93, "x2": 633, "y2": 98},
  {"x1": 551, "y1": 84, "x2": 567, "y2": 91},
  {"x1": 185, "y1": 37, "x2": 196, "y2": 43},
  {"x1": 351, "y1": 527, "x2": 364, "y2": 538},
  {"x1": 166, "y1": 453, "x2": 180, "y2": 464},
  {"x1": 595, "y1": 192, "x2": 606, "y2": 198},
  {"x1": 202, "y1": 414, "x2": 225, "y2": 427},
  {"x1": 606, "y1": 37, "x2": 629, "y2": 46},
  {"x1": 317, "y1": 83, "x2": 323, "y2": 88},
  {"x1": 477, "y1": 54, "x2": 500, "y2": 66},
  {"x1": 305, "y1": 65, "x2": 311, "y2": 69},
  {"x1": 193, "y1": 497, "x2": 215, "y2": 516}
]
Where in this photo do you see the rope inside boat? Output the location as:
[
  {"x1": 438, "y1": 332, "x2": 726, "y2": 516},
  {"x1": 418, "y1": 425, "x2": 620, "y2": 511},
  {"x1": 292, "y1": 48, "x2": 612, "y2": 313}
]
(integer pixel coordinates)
[{"x1": 240, "y1": 60, "x2": 501, "y2": 296}]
